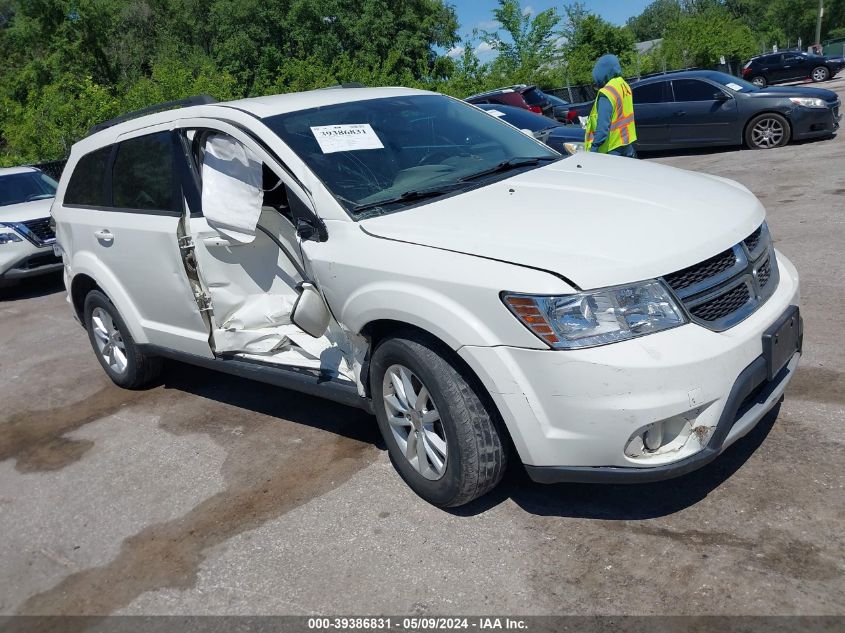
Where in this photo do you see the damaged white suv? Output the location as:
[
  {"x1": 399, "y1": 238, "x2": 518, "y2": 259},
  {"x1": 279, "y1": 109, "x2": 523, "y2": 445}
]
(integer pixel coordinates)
[{"x1": 53, "y1": 88, "x2": 802, "y2": 506}]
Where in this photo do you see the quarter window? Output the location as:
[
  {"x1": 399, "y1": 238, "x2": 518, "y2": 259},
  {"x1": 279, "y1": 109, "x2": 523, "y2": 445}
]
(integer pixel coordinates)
[
  {"x1": 112, "y1": 132, "x2": 177, "y2": 212},
  {"x1": 64, "y1": 146, "x2": 111, "y2": 206},
  {"x1": 672, "y1": 79, "x2": 719, "y2": 102}
]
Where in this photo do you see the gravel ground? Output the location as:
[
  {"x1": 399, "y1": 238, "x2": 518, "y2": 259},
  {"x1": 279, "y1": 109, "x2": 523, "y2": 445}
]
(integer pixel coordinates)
[{"x1": 1, "y1": 78, "x2": 843, "y2": 617}]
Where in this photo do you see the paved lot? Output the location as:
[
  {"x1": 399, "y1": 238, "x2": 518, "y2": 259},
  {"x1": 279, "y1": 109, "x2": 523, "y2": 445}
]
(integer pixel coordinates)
[{"x1": 1, "y1": 78, "x2": 843, "y2": 617}]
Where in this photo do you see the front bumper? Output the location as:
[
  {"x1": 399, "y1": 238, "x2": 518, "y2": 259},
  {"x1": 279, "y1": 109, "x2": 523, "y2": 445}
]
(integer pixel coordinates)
[
  {"x1": 791, "y1": 103, "x2": 841, "y2": 140},
  {"x1": 0, "y1": 237, "x2": 63, "y2": 280},
  {"x1": 458, "y1": 251, "x2": 801, "y2": 482}
]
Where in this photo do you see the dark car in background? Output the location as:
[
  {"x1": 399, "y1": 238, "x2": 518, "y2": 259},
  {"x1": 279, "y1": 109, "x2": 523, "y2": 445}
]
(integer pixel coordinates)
[
  {"x1": 475, "y1": 103, "x2": 585, "y2": 153},
  {"x1": 545, "y1": 92, "x2": 582, "y2": 123},
  {"x1": 465, "y1": 84, "x2": 553, "y2": 117},
  {"x1": 743, "y1": 51, "x2": 845, "y2": 87},
  {"x1": 564, "y1": 70, "x2": 840, "y2": 151}
]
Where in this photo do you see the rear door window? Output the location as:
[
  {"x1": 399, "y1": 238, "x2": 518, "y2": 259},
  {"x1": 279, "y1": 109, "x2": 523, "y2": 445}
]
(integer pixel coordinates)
[
  {"x1": 64, "y1": 147, "x2": 112, "y2": 207},
  {"x1": 633, "y1": 81, "x2": 669, "y2": 104},
  {"x1": 112, "y1": 132, "x2": 178, "y2": 212},
  {"x1": 672, "y1": 79, "x2": 718, "y2": 102},
  {"x1": 522, "y1": 87, "x2": 546, "y2": 106}
]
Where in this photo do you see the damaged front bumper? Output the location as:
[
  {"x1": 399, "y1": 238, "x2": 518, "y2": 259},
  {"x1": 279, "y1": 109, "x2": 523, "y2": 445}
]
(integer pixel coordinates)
[{"x1": 457, "y1": 252, "x2": 801, "y2": 483}]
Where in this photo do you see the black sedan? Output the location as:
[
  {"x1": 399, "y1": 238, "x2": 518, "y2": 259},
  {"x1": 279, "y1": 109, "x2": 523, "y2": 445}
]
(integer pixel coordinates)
[
  {"x1": 474, "y1": 103, "x2": 585, "y2": 153},
  {"x1": 628, "y1": 71, "x2": 840, "y2": 150}
]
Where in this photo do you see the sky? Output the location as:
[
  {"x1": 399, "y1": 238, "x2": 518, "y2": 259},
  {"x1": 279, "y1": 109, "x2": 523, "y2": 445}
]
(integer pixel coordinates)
[{"x1": 448, "y1": 0, "x2": 653, "y2": 60}]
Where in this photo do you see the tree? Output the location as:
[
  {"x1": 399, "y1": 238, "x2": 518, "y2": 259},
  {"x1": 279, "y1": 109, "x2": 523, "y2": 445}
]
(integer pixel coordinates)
[
  {"x1": 560, "y1": 4, "x2": 636, "y2": 84},
  {"x1": 626, "y1": 0, "x2": 682, "y2": 41},
  {"x1": 480, "y1": 0, "x2": 561, "y2": 78},
  {"x1": 661, "y1": 4, "x2": 757, "y2": 67}
]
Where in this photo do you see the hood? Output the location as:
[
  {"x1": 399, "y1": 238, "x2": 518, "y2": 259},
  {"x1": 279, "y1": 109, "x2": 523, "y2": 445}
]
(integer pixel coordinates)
[
  {"x1": 754, "y1": 85, "x2": 839, "y2": 102},
  {"x1": 360, "y1": 154, "x2": 765, "y2": 290},
  {"x1": 0, "y1": 197, "x2": 54, "y2": 223},
  {"x1": 592, "y1": 54, "x2": 622, "y2": 86}
]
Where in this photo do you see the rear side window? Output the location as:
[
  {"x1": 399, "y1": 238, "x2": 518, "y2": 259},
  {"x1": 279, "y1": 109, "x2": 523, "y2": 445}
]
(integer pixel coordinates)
[
  {"x1": 672, "y1": 79, "x2": 718, "y2": 102},
  {"x1": 522, "y1": 87, "x2": 546, "y2": 106},
  {"x1": 64, "y1": 147, "x2": 111, "y2": 206},
  {"x1": 112, "y1": 132, "x2": 177, "y2": 212},
  {"x1": 633, "y1": 82, "x2": 668, "y2": 104}
]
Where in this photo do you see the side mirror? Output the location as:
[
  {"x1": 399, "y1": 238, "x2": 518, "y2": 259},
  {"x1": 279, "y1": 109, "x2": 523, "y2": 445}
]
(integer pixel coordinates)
[
  {"x1": 714, "y1": 91, "x2": 731, "y2": 101},
  {"x1": 291, "y1": 282, "x2": 331, "y2": 338}
]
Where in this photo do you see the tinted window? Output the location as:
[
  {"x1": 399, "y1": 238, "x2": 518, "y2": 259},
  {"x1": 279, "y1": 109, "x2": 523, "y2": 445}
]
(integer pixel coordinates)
[
  {"x1": 672, "y1": 79, "x2": 719, "y2": 102},
  {"x1": 633, "y1": 82, "x2": 668, "y2": 104},
  {"x1": 64, "y1": 147, "x2": 111, "y2": 206},
  {"x1": 479, "y1": 105, "x2": 559, "y2": 132},
  {"x1": 0, "y1": 170, "x2": 58, "y2": 206},
  {"x1": 112, "y1": 132, "x2": 177, "y2": 211},
  {"x1": 522, "y1": 87, "x2": 547, "y2": 106},
  {"x1": 783, "y1": 53, "x2": 805, "y2": 63}
]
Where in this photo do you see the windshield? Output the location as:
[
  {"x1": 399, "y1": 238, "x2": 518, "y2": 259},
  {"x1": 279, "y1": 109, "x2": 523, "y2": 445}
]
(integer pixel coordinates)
[
  {"x1": 478, "y1": 105, "x2": 561, "y2": 132},
  {"x1": 263, "y1": 94, "x2": 560, "y2": 217},
  {"x1": 706, "y1": 72, "x2": 759, "y2": 93},
  {"x1": 0, "y1": 170, "x2": 58, "y2": 206}
]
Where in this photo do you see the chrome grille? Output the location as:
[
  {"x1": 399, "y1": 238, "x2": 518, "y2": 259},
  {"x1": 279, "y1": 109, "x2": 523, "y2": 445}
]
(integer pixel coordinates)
[
  {"x1": 662, "y1": 222, "x2": 779, "y2": 332},
  {"x1": 21, "y1": 217, "x2": 55, "y2": 244}
]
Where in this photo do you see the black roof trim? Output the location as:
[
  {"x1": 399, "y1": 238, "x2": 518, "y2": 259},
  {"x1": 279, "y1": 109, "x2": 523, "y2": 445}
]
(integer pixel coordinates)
[{"x1": 87, "y1": 95, "x2": 218, "y2": 136}]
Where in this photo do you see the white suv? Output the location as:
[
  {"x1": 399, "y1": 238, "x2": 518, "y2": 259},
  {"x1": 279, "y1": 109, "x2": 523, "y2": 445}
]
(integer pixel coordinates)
[
  {"x1": 1, "y1": 166, "x2": 63, "y2": 286},
  {"x1": 52, "y1": 88, "x2": 802, "y2": 506}
]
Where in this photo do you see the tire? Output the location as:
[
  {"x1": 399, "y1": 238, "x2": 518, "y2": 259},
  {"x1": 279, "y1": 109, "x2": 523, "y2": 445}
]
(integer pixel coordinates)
[
  {"x1": 83, "y1": 290, "x2": 162, "y2": 389},
  {"x1": 370, "y1": 332, "x2": 507, "y2": 507},
  {"x1": 744, "y1": 112, "x2": 791, "y2": 149},
  {"x1": 750, "y1": 75, "x2": 767, "y2": 88},
  {"x1": 811, "y1": 66, "x2": 830, "y2": 82}
]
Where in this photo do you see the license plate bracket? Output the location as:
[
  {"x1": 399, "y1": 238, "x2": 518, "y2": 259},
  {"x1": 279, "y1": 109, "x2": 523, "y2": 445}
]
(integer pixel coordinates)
[{"x1": 762, "y1": 305, "x2": 801, "y2": 381}]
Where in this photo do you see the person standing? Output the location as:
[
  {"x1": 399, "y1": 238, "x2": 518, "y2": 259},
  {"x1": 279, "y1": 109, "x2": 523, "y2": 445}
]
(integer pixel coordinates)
[{"x1": 584, "y1": 54, "x2": 637, "y2": 157}]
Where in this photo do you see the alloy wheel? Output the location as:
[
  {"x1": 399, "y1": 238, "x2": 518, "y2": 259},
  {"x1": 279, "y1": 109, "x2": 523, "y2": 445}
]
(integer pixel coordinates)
[
  {"x1": 812, "y1": 67, "x2": 828, "y2": 82},
  {"x1": 382, "y1": 364, "x2": 448, "y2": 480},
  {"x1": 751, "y1": 76, "x2": 766, "y2": 87},
  {"x1": 91, "y1": 307, "x2": 128, "y2": 374},
  {"x1": 751, "y1": 117, "x2": 785, "y2": 149}
]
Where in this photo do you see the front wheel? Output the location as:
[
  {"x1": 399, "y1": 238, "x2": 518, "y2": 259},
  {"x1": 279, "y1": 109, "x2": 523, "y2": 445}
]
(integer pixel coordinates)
[
  {"x1": 750, "y1": 75, "x2": 767, "y2": 88},
  {"x1": 745, "y1": 112, "x2": 791, "y2": 149},
  {"x1": 84, "y1": 290, "x2": 162, "y2": 389},
  {"x1": 370, "y1": 333, "x2": 508, "y2": 507},
  {"x1": 811, "y1": 66, "x2": 830, "y2": 82}
]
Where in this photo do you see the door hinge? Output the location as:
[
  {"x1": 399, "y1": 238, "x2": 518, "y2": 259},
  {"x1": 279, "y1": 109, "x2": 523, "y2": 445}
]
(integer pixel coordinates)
[
  {"x1": 178, "y1": 235, "x2": 195, "y2": 251},
  {"x1": 196, "y1": 291, "x2": 213, "y2": 312}
]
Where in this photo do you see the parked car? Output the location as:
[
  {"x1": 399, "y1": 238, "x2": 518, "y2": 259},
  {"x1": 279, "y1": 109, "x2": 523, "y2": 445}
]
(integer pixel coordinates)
[
  {"x1": 53, "y1": 88, "x2": 801, "y2": 507},
  {"x1": 742, "y1": 51, "x2": 845, "y2": 87},
  {"x1": 0, "y1": 166, "x2": 63, "y2": 287},
  {"x1": 544, "y1": 92, "x2": 582, "y2": 123},
  {"x1": 566, "y1": 70, "x2": 840, "y2": 151},
  {"x1": 465, "y1": 84, "x2": 553, "y2": 117},
  {"x1": 476, "y1": 103, "x2": 585, "y2": 153}
]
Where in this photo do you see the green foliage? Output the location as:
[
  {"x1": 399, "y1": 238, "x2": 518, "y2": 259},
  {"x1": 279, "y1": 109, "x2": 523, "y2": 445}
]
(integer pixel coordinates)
[
  {"x1": 661, "y1": 5, "x2": 757, "y2": 68},
  {"x1": 560, "y1": 4, "x2": 636, "y2": 84},
  {"x1": 626, "y1": 0, "x2": 682, "y2": 41},
  {"x1": 480, "y1": 0, "x2": 561, "y2": 78}
]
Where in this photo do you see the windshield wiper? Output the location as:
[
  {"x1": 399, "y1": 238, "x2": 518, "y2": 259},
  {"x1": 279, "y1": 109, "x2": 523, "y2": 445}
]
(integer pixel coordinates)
[
  {"x1": 352, "y1": 183, "x2": 466, "y2": 213},
  {"x1": 458, "y1": 156, "x2": 557, "y2": 183}
]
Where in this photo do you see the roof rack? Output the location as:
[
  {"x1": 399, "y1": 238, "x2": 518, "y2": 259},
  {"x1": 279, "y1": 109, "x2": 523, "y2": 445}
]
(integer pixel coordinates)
[{"x1": 87, "y1": 95, "x2": 218, "y2": 136}]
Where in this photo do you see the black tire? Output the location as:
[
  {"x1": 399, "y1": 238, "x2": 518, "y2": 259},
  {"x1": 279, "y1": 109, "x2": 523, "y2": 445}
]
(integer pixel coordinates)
[
  {"x1": 83, "y1": 290, "x2": 162, "y2": 389},
  {"x1": 370, "y1": 332, "x2": 507, "y2": 507},
  {"x1": 744, "y1": 112, "x2": 791, "y2": 149},
  {"x1": 750, "y1": 75, "x2": 767, "y2": 88},
  {"x1": 811, "y1": 66, "x2": 829, "y2": 82}
]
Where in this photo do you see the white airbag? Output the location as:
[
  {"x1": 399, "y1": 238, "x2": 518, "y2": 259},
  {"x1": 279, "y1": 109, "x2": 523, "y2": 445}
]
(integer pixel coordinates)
[{"x1": 202, "y1": 135, "x2": 263, "y2": 243}]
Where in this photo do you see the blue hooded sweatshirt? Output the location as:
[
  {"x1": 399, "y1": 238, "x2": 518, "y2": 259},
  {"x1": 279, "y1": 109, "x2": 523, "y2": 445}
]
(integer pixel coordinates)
[{"x1": 589, "y1": 54, "x2": 634, "y2": 156}]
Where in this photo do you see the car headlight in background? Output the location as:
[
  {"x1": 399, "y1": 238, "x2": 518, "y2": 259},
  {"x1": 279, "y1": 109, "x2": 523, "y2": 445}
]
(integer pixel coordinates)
[
  {"x1": 503, "y1": 281, "x2": 687, "y2": 349},
  {"x1": 789, "y1": 97, "x2": 827, "y2": 108},
  {"x1": 563, "y1": 142, "x2": 584, "y2": 155},
  {"x1": 0, "y1": 231, "x2": 23, "y2": 245}
]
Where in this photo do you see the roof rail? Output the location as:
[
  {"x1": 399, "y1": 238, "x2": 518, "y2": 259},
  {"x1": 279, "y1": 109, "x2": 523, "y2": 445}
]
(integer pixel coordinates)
[
  {"x1": 316, "y1": 82, "x2": 366, "y2": 90},
  {"x1": 87, "y1": 95, "x2": 218, "y2": 136}
]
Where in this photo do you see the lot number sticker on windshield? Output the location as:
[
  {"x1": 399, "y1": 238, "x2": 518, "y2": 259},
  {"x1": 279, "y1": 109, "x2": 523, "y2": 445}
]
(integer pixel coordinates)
[
  {"x1": 310, "y1": 124, "x2": 384, "y2": 153},
  {"x1": 486, "y1": 109, "x2": 506, "y2": 118},
  {"x1": 726, "y1": 82, "x2": 743, "y2": 91}
]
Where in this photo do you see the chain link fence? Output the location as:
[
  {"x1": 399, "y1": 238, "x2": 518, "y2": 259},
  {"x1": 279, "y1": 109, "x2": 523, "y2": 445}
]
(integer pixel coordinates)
[{"x1": 31, "y1": 159, "x2": 67, "y2": 181}]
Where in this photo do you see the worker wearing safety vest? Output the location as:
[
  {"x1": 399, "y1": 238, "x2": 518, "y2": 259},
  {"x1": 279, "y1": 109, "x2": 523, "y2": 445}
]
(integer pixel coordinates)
[{"x1": 584, "y1": 54, "x2": 637, "y2": 157}]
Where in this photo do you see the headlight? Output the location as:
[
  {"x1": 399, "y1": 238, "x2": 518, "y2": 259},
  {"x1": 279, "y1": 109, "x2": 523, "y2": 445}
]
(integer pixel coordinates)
[
  {"x1": 503, "y1": 280, "x2": 687, "y2": 349},
  {"x1": 789, "y1": 97, "x2": 827, "y2": 108},
  {"x1": 0, "y1": 232, "x2": 23, "y2": 245},
  {"x1": 563, "y1": 142, "x2": 584, "y2": 155}
]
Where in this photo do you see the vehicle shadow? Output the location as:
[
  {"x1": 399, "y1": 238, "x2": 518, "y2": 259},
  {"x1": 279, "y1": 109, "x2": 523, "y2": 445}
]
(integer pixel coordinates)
[
  {"x1": 0, "y1": 271, "x2": 64, "y2": 301},
  {"x1": 451, "y1": 403, "x2": 782, "y2": 520},
  {"x1": 158, "y1": 361, "x2": 385, "y2": 449}
]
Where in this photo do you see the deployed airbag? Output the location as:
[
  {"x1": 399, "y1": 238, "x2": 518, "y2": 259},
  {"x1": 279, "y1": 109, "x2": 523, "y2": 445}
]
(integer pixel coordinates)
[{"x1": 202, "y1": 135, "x2": 263, "y2": 243}]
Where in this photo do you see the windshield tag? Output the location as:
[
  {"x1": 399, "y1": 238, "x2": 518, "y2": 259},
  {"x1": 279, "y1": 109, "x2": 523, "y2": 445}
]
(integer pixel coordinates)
[
  {"x1": 726, "y1": 82, "x2": 743, "y2": 91},
  {"x1": 486, "y1": 109, "x2": 506, "y2": 118},
  {"x1": 310, "y1": 123, "x2": 384, "y2": 153}
]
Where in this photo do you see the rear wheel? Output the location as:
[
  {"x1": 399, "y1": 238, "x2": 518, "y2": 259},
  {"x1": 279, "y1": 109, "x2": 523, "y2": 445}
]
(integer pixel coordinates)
[
  {"x1": 745, "y1": 112, "x2": 790, "y2": 149},
  {"x1": 811, "y1": 66, "x2": 830, "y2": 82},
  {"x1": 370, "y1": 332, "x2": 507, "y2": 507},
  {"x1": 84, "y1": 290, "x2": 162, "y2": 388},
  {"x1": 750, "y1": 75, "x2": 767, "y2": 88}
]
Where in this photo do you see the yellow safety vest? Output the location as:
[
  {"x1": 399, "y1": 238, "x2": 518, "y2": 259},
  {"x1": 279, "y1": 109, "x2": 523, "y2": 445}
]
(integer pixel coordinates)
[{"x1": 584, "y1": 76, "x2": 637, "y2": 153}]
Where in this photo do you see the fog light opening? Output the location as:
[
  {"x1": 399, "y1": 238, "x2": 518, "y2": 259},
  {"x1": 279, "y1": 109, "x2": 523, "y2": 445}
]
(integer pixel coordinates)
[{"x1": 643, "y1": 424, "x2": 664, "y2": 452}]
